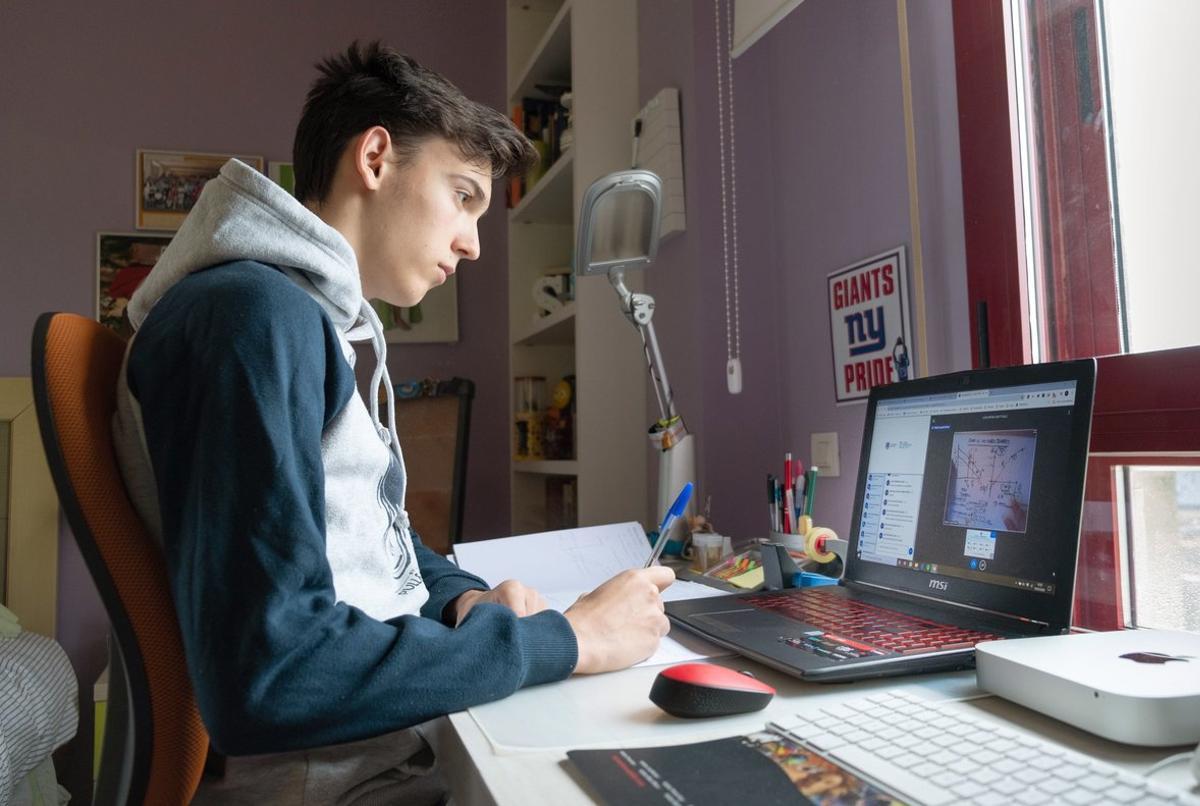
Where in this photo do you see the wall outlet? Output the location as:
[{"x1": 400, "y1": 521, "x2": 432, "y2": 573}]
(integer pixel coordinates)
[{"x1": 811, "y1": 432, "x2": 840, "y2": 477}]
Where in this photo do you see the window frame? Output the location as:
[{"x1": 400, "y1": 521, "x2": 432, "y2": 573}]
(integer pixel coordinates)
[{"x1": 952, "y1": 0, "x2": 1200, "y2": 630}]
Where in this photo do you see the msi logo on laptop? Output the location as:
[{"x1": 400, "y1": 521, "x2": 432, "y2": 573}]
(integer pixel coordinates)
[{"x1": 929, "y1": 579, "x2": 949, "y2": 591}]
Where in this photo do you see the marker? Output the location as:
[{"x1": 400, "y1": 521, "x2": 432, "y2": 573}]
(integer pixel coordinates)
[
  {"x1": 783, "y1": 453, "x2": 793, "y2": 507},
  {"x1": 782, "y1": 453, "x2": 794, "y2": 533},
  {"x1": 783, "y1": 485, "x2": 795, "y2": 534},
  {"x1": 803, "y1": 466, "x2": 820, "y2": 518},
  {"x1": 646, "y1": 482, "x2": 694, "y2": 567},
  {"x1": 792, "y1": 459, "x2": 805, "y2": 521}
]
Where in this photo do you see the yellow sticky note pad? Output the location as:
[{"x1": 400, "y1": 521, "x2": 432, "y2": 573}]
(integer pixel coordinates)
[{"x1": 728, "y1": 567, "x2": 764, "y2": 589}]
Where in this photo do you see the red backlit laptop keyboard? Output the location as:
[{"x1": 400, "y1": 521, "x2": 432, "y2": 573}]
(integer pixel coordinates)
[{"x1": 748, "y1": 589, "x2": 1002, "y2": 659}]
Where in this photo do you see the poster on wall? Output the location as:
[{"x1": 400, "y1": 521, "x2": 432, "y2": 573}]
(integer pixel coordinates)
[
  {"x1": 97, "y1": 232, "x2": 173, "y2": 338},
  {"x1": 268, "y1": 161, "x2": 295, "y2": 195},
  {"x1": 136, "y1": 149, "x2": 264, "y2": 231},
  {"x1": 827, "y1": 246, "x2": 914, "y2": 404}
]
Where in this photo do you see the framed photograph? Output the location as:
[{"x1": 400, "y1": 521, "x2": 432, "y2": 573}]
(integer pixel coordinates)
[
  {"x1": 97, "y1": 232, "x2": 173, "y2": 338},
  {"x1": 136, "y1": 149, "x2": 264, "y2": 230},
  {"x1": 269, "y1": 161, "x2": 296, "y2": 196},
  {"x1": 378, "y1": 277, "x2": 460, "y2": 344}
]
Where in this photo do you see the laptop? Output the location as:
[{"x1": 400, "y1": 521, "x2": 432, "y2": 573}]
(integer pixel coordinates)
[{"x1": 667, "y1": 359, "x2": 1097, "y2": 682}]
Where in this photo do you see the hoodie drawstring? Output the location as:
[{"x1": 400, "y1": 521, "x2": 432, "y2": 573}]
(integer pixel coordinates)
[{"x1": 359, "y1": 301, "x2": 410, "y2": 528}]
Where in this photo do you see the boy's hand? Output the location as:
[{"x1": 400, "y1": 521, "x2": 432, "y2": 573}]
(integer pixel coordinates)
[
  {"x1": 453, "y1": 581, "x2": 550, "y2": 626},
  {"x1": 564, "y1": 566, "x2": 675, "y2": 674}
]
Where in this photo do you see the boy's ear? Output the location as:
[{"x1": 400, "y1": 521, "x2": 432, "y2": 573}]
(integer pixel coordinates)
[{"x1": 351, "y1": 126, "x2": 392, "y2": 191}]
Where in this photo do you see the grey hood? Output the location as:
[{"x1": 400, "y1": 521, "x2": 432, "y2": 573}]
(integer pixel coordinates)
[{"x1": 127, "y1": 158, "x2": 406, "y2": 466}]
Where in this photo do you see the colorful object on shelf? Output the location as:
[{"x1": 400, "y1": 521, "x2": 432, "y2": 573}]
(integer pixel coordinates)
[
  {"x1": 513, "y1": 376, "x2": 546, "y2": 460},
  {"x1": 543, "y1": 375, "x2": 575, "y2": 460}
]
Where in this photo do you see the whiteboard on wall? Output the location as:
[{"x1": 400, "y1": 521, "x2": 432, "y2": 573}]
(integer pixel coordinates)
[{"x1": 732, "y1": 0, "x2": 805, "y2": 57}]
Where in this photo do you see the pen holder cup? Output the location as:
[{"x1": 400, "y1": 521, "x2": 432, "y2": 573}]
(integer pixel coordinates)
[{"x1": 689, "y1": 532, "x2": 727, "y2": 573}]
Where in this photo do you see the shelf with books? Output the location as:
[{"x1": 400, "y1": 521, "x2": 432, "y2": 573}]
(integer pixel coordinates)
[
  {"x1": 509, "y1": 149, "x2": 573, "y2": 225},
  {"x1": 507, "y1": 0, "x2": 644, "y2": 536},
  {"x1": 514, "y1": 301, "x2": 575, "y2": 347}
]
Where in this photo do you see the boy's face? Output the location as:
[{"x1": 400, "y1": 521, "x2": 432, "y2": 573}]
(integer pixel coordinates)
[{"x1": 357, "y1": 136, "x2": 491, "y2": 307}]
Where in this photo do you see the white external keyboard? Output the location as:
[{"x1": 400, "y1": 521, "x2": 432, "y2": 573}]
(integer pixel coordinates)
[{"x1": 769, "y1": 690, "x2": 1199, "y2": 806}]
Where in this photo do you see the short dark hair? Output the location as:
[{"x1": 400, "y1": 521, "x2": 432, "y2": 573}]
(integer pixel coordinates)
[{"x1": 293, "y1": 41, "x2": 537, "y2": 203}]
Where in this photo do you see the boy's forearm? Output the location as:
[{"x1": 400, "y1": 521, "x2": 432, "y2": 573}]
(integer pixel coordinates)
[{"x1": 410, "y1": 535, "x2": 490, "y2": 623}]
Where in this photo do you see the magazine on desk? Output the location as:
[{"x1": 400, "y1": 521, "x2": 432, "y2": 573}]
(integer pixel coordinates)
[
  {"x1": 454, "y1": 521, "x2": 732, "y2": 668},
  {"x1": 567, "y1": 728, "x2": 905, "y2": 806}
]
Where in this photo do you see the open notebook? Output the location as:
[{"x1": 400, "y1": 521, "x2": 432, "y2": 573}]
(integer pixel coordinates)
[{"x1": 454, "y1": 521, "x2": 729, "y2": 668}]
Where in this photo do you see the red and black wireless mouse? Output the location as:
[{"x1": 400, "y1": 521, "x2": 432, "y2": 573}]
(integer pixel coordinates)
[{"x1": 649, "y1": 662, "x2": 776, "y2": 718}]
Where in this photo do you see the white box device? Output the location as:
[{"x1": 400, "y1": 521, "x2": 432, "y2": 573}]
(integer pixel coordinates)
[{"x1": 977, "y1": 629, "x2": 1200, "y2": 747}]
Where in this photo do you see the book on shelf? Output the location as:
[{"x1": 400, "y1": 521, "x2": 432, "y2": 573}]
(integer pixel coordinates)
[
  {"x1": 507, "y1": 93, "x2": 570, "y2": 208},
  {"x1": 508, "y1": 104, "x2": 526, "y2": 208}
]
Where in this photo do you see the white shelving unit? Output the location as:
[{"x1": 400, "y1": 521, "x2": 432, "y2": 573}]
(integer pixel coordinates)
[
  {"x1": 506, "y1": 0, "x2": 647, "y2": 536},
  {"x1": 514, "y1": 301, "x2": 575, "y2": 347},
  {"x1": 509, "y1": 150, "x2": 574, "y2": 225}
]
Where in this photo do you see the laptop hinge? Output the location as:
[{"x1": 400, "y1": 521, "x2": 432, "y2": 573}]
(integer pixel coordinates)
[{"x1": 844, "y1": 579, "x2": 1054, "y2": 630}]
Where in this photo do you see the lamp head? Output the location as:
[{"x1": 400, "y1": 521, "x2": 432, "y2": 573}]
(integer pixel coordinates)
[{"x1": 574, "y1": 169, "x2": 663, "y2": 276}]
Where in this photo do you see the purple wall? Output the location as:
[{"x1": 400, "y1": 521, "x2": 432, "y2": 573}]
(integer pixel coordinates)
[
  {"x1": 639, "y1": 0, "x2": 969, "y2": 541},
  {"x1": 3, "y1": 0, "x2": 972, "y2": 796},
  {"x1": 0, "y1": 2, "x2": 509, "y2": 800}
]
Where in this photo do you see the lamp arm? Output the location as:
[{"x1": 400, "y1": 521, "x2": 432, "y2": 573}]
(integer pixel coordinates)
[
  {"x1": 641, "y1": 317, "x2": 677, "y2": 421},
  {"x1": 607, "y1": 269, "x2": 634, "y2": 316},
  {"x1": 607, "y1": 269, "x2": 678, "y2": 424}
]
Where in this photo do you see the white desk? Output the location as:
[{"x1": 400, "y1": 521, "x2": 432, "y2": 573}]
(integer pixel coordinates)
[{"x1": 431, "y1": 651, "x2": 1199, "y2": 805}]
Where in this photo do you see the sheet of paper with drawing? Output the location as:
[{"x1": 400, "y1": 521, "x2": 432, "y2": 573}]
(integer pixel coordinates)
[{"x1": 453, "y1": 522, "x2": 730, "y2": 668}]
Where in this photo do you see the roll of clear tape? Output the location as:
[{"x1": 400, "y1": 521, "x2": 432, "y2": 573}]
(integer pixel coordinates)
[{"x1": 804, "y1": 527, "x2": 840, "y2": 564}]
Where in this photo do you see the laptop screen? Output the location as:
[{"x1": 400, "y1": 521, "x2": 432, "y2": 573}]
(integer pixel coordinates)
[{"x1": 844, "y1": 360, "x2": 1095, "y2": 629}]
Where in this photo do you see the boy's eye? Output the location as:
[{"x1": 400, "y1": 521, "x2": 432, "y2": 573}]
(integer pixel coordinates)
[{"x1": 456, "y1": 190, "x2": 472, "y2": 204}]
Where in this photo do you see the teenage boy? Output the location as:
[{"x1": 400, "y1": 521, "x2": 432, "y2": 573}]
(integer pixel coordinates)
[{"x1": 113, "y1": 41, "x2": 674, "y2": 804}]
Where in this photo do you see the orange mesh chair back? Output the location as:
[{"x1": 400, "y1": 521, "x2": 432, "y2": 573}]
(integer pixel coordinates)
[{"x1": 31, "y1": 312, "x2": 208, "y2": 805}]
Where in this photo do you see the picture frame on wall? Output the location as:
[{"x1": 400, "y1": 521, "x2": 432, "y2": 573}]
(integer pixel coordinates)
[
  {"x1": 136, "y1": 149, "x2": 264, "y2": 231},
  {"x1": 378, "y1": 275, "x2": 460, "y2": 344},
  {"x1": 268, "y1": 161, "x2": 296, "y2": 196},
  {"x1": 97, "y1": 232, "x2": 173, "y2": 338}
]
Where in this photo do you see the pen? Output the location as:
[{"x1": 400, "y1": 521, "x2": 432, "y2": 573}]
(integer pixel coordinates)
[
  {"x1": 646, "y1": 482, "x2": 694, "y2": 567},
  {"x1": 783, "y1": 484, "x2": 795, "y2": 534},
  {"x1": 783, "y1": 453, "x2": 794, "y2": 532},
  {"x1": 774, "y1": 478, "x2": 783, "y2": 532},
  {"x1": 783, "y1": 453, "x2": 793, "y2": 507},
  {"x1": 767, "y1": 475, "x2": 777, "y2": 533}
]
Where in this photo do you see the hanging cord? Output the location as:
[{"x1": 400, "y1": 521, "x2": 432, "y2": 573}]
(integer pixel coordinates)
[
  {"x1": 724, "y1": 0, "x2": 742, "y2": 364},
  {"x1": 714, "y1": 0, "x2": 742, "y2": 382}
]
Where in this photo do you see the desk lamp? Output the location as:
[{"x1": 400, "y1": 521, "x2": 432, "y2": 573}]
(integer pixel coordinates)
[{"x1": 575, "y1": 169, "x2": 695, "y2": 539}]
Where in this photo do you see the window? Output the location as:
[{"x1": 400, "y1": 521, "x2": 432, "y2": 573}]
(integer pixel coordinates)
[
  {"x1": 1120, "y1": 467, "x2": 1200, "y2": 632},
  {"x1": 953, "y1": 0, "x2": 1200, "y2": 630}
]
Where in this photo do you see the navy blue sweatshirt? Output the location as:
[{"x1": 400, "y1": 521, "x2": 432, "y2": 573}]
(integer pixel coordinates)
[{"x1": 111, "y1": 160, "x2": 578, "y2": 756}]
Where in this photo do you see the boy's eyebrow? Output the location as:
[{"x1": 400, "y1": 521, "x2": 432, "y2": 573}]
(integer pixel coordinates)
[{"x1": 452, "y1": 173, "x2": 489, "y2": 207}]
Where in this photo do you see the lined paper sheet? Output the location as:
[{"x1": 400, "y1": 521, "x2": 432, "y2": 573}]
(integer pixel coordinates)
[{"x1": 454, "y1": 522, "x2": 731, "y2": 667}]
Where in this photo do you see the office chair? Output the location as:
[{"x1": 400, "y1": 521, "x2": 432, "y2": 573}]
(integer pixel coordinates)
[
  {"x1": 391, "y1": 377, "x2": 475, "y2": 554},
  {"x1": 31, "y1": 312, "x2": 208, "y2": 805}
]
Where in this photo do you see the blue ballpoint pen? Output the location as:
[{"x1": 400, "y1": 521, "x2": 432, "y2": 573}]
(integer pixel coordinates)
[{"x1": 645, "y1": 482, "x2": 694, "y2": 567}]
